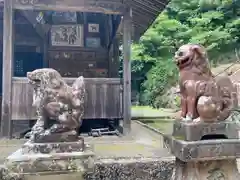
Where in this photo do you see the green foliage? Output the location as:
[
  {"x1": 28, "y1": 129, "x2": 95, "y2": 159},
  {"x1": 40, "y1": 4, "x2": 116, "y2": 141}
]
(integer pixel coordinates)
[
  {"x1": 128, "y1": 0, "x2": 240, "y2": 108},
  {"x1": 141, "y1": 59, "x2": 178, "y2": 107}
]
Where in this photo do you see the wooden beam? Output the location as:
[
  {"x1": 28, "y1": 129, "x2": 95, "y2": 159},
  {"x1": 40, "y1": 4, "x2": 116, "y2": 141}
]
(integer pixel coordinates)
[
  {"x1": 122, "y1": 8, "x2": 132, "y2": 135},
  {"x1": 13, "y1": 0, "x2": 127, "y2": 14},
  {"x1": 1, "y1": 0, "x2": 14, "y2": 138}
]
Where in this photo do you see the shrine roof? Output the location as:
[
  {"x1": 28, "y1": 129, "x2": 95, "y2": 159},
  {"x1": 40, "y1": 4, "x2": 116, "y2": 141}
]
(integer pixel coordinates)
[
  {"x1": 125, "y1": 0, "x2": 169, "y2": 40},
  {"x1": 0, "y1": 0, "x2": 169, "y2": 40}
]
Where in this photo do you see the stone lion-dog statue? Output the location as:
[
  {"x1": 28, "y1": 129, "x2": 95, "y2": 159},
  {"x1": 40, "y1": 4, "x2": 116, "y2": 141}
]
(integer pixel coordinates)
[
  {"x1": 25, "y1": 68, "x2": 85, "y2": 142},
  {"x1": 174, "y1": 44, "x2": 237, "y2": 122}
]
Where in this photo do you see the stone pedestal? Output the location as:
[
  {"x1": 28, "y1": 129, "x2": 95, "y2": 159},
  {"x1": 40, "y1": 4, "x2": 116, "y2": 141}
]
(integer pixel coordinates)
[
  {"x1": 172, "y1": 159, "x2": 239, "y2": 180},
  {"x1": 164, "y1": 120, "x2": 240, "y2": 180},
  {"x1": 3, "y1": 139, "x2": 95, "y2": 180}
]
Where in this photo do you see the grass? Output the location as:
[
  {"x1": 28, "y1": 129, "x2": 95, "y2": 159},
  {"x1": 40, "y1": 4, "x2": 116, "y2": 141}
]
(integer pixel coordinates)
[
  {"x1": 139, "y1": 118, "x2": 174, "y2": 135},
  {"x1": 94, "y1": 143, "x2": 147, "y2": 152},
  {"x1": 132, "y1": 106, "x2": 175, "y2": 134},
  {"x1": 93, "y1": 143, "x2": 161, "y2": 157},
  {"x1": 131, "y1": 106, "x2": 176, "y2": 118}
]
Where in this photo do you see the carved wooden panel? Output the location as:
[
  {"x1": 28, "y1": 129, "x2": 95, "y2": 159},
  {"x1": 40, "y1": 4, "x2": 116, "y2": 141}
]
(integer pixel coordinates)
[
  {"x1": 48, "y1": 50, "x2": 97, "y2": 61},
  {"x1": 48, "y1": 49, "x2": 109, "y2": 77}
]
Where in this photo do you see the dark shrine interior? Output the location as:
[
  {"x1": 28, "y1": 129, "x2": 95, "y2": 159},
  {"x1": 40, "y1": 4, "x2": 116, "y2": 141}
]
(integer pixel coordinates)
[{"x1": 0, "y1": 9, "x2": 123, "y2": 138}]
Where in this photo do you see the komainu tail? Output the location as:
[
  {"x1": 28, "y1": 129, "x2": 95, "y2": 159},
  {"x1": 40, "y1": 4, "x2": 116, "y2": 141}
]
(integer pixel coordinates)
[
  {"x1": 215, "y1": 75, "x2": 238, "y2": 108},
  {"x1": 71, "y1": 76, "x2": 85, "y2": 125},
  {"x1": 72, "y1": 76, "x2": 85, "y2": 90},
  {"x1": 72, "y1": 76, "x2": 85, "y2": 101}
]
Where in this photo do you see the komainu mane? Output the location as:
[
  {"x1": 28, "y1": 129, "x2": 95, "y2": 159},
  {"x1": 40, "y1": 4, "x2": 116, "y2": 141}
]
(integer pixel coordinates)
[
  {"x1": 174, "y1": 44, "x2": 237, "y2": 122},
  {"x1": 25, "y1": 68, "x2": 85, "y2": 142}
]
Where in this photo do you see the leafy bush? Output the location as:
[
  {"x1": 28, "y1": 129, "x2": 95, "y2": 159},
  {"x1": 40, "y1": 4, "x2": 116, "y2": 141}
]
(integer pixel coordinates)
[
  {"x1": 123, "y1": 0, "x2": 240, "y2": 109},
  {"x1": 141, "y1": 59, "x2": 178, "y2": 108}
]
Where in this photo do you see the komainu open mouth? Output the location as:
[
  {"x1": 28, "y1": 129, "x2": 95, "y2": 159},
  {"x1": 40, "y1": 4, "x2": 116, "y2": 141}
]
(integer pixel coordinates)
[
  {"x1": 180, "y1": 57, "x2": 189, "y2": 65},
  {"x1": 28, "y1": 78, "x2": 41, "y2": 85},
  {"x1": 177, "y1": 57, "x2": 191, "y2": 68}
]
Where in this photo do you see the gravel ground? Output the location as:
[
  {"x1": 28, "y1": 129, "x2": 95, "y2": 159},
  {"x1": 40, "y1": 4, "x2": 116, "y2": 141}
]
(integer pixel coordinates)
[{"x1": 0, "y1": 121, "x2": 170, "y2": 164}]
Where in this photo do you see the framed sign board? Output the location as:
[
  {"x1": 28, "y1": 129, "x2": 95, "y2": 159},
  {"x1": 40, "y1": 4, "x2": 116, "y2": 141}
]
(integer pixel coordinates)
[
  {"x1": 51, "y1": 25, "x2": 84, "y2": 47},
  {"x1": 86, "y1": 37, "x2": 101, "y2": 48},
  {"x1": 88, "y1": 24, "x2": 100, "y2": 33}
]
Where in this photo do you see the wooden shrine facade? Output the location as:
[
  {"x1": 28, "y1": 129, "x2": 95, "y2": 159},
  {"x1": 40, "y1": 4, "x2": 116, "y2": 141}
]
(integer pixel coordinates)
[{"x1": 0, "y1": 0, "x2": 168, "y2": 138}]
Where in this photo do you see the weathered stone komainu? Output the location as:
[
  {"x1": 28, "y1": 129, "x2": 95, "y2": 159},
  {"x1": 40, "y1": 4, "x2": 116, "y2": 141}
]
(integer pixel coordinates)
[
  {"x1": 174, "y1": 44, "x2": 237, "y2": 122},
  {"x1": 3, "y1": 69, "x2": 95, "y2": 180},
  {"x1": 25, "y1": 68, "x2": 85, "y2": 143},
  {"x1": 164, "y1": 44, "x2": 240, "y2": 180}
]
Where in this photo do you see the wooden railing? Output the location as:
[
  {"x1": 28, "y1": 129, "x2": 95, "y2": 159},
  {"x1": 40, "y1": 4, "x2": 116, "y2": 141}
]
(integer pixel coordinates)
[{"x1": 12, "y1": 77, "x2": 123, "y2": 120}]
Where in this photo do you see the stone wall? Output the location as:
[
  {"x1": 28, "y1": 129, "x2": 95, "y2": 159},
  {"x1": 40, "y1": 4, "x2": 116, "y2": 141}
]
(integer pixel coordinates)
[{"x1": 0, "y1": 157, "x2": 175, "y2": 180}]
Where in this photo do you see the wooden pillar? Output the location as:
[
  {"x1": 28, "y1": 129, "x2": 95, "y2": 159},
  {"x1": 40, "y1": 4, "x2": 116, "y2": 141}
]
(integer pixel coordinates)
[
  {"x1": 122, "y1": 8, "x2": 132, "y2": 135},
  {"x1": 0, "y1": 0, "x2": 14, "y2": 138}
]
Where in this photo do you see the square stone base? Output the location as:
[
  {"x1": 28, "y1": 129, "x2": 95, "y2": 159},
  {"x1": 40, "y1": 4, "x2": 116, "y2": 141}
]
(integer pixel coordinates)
[
  {"x1": 15, "y1": 172, "x2": 84, "y2": 180},
  {"x1": 172, "y1": 159, "x2": 240, "y2": 180},
  {"x1": 172, "y1": 120, "x2": 239, "y2": 141},
  {"x1": 3, "y1": 140, "x2": 95, "y2": 180},
  {"x1": 164, "y1": 135, "x2": 240, "y2": 162},
  {"x1": 5, "y1": 149, "x2": 95, "y2": 174}
]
